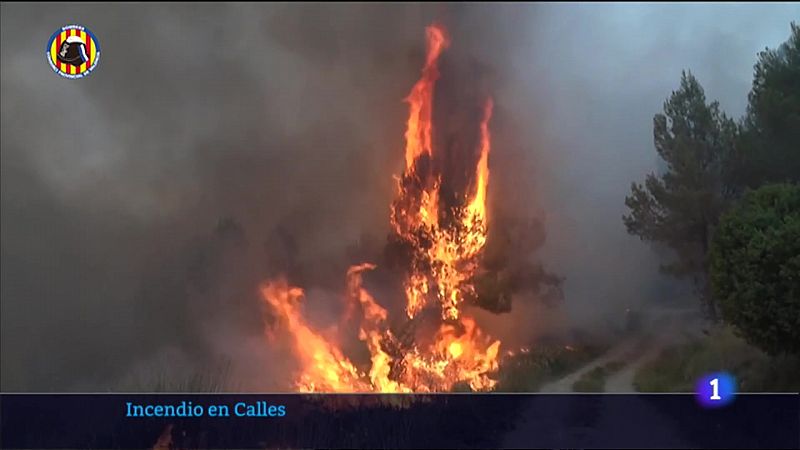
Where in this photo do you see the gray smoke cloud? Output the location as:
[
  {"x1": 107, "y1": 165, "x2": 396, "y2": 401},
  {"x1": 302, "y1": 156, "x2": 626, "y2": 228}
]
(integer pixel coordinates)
[{"x1": 1, "y1": 3, "x2": 796, "y2": 390}]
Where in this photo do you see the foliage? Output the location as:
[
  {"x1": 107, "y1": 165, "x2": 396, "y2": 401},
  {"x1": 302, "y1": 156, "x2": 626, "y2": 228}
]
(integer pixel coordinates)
[
  {"x1": 497, "y1": 343, "x2": 607, "y2": 392},
  {"x1": 710, "y1": 183, "x2": 800, "y2": 355},
  {"x1": 624, "y1": 72, "x2": 737, "y2": 317},
  {"x1": 472, "y1": 217, "x2": 564, "y2": 313},
  {"x1": 118, "y1": 360, "x2": 232, "y2": 392},
  {"x1": 733, "y1": 23, "x2": 800, "y2": 189},
  {"x1": 633, "y1": 326, "x2": 800, "y2": 392}
]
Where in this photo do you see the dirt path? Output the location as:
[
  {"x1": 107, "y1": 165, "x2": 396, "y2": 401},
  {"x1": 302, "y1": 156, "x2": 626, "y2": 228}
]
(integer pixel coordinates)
[
  {"x1": 539, "y1": 335, "x2": 649, "y2": 392},
  {"x1": 603, "y1": 337, "x2": 666, "y2": 391},
  {"x1": 540, "y1": 306, "x2": 702, "y2": 392},
  {"x1": 500, "y1": 307, "x2": 706, "y2": 446}
]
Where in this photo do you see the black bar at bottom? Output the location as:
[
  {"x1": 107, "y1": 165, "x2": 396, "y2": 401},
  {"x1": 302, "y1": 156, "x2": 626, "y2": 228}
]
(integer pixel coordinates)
[{"x1": 1, "y1": 393, "x2": 798, "y2": 449}]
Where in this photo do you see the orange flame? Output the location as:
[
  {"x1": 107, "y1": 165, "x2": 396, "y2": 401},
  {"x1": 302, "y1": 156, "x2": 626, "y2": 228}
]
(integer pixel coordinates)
[
  {"x1": 261, "y1": 23, "x2": 501, "y2": 392},
  {"x1": 403, "y1": 24, "x2": 449, "y2": 171},
  {"x1": 392, "y1": 24, "x2": 494, "y2": 322},
  {"x1": 465, "y1": 97, "x2": 493, "y2": 230},
  {"x1": 261, "y1": 280, "x2": 370, "y2": 392}
]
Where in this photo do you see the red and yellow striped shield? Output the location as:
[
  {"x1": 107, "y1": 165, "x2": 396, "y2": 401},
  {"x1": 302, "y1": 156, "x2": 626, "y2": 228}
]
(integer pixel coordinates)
[{"x1": 46, "y1": 25, "x2": 101, "y2": 79}]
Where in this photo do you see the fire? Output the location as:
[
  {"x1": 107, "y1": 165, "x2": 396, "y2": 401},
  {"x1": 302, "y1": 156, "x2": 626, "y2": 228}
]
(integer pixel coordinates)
[
  {"x1": 261, "y1": 280, "x2": 371, "y2": 392},
  {"x1": 392, "y1": 30, "x2": 494, "y2": 320},
  {"x1": 261, "y1": 23, "x2": 501, "y2": 392},
  {"x1": 403, "y1": 24, "x2": 449, "y2": 171}
]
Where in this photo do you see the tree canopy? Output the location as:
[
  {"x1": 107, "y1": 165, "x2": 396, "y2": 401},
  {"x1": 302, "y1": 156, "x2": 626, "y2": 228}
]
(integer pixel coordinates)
[
  {"x1": 623, "y1": 71, "x2": 737, "y2": 317},
  {"x1": 624, "y1": 22, "x2": 799, "y2": 325},
  {"x1": 710, "y1": 184, "x2": 800, "y2": 355},
  {"x1": 734, "y1": 22, "x2": 800, "y2": 189}
]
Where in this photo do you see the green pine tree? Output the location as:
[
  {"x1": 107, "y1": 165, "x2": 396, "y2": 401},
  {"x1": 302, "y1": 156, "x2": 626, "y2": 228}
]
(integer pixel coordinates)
[
  {"x1": 623, "y1": 72, "x2": 737, "y2": 319},
  {"x1": 733, "y1": 22, "x2": 800, "y2": 189}
]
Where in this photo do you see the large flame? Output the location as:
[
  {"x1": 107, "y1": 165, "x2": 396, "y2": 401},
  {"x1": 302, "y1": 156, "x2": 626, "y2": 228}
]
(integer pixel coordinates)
[
  {"x1": 261, "y1": 24, "x2": 500, "y2": 392},
  {"x1": 403, "y1": 24, "x2": 449, "y2": 172},
  {"x1": 261, "y1": 280, "x2": 372, "y2": 392}
]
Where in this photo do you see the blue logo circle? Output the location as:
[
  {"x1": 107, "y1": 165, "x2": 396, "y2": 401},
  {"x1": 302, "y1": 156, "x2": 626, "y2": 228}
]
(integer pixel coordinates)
[{"x1": 696, "y1": 372, "x2": 737, "y2": 408}]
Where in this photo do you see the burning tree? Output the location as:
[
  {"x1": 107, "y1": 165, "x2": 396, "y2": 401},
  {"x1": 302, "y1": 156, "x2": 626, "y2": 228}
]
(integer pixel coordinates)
[{"x1": 260, "y1": 23, "x2": 526, "y2": 392}]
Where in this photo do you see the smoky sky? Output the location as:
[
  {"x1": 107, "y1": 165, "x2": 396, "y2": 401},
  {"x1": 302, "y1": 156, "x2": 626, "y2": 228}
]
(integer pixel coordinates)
[{"x1": 1, "y1": 3, "x2": 797, "y2": 390}]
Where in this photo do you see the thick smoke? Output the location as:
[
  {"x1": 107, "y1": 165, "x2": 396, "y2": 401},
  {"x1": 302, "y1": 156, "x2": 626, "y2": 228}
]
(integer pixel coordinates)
[{"x1": 1, "y1": 3, "x2": 795, "y2": 390}]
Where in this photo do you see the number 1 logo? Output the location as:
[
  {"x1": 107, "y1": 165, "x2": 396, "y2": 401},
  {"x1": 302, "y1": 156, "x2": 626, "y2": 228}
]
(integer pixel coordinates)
[
  {"x1": 709, "y1": 378, "x2": 721, "y2": 400},
  {"x1": 697, "y1": 373, "x2": 736, "y2": 408}
]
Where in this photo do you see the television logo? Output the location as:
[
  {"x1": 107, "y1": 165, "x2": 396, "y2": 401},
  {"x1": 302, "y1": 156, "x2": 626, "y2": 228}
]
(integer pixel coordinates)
[{"x1": 696, "y1": 372, "x2": 737, "y2": 408}]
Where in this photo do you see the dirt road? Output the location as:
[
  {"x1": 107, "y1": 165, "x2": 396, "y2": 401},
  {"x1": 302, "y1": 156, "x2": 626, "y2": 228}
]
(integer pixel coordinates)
[
  {"x1": 541, "y1": 306, "x2": 703, "y2": 392},
  {"x1": 501, "y1": 306, "x2": 705, "y2": 447}
]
